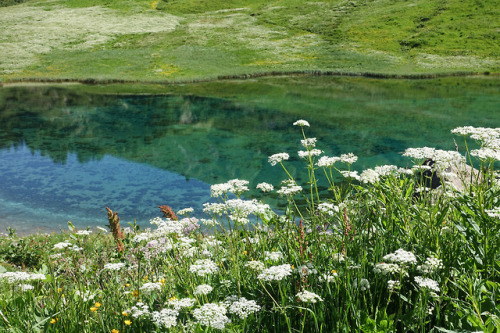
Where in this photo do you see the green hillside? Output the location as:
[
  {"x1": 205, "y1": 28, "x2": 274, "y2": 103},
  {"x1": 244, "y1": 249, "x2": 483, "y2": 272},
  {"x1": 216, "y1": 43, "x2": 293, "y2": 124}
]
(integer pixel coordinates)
[{"x1": 0, "y1": 0, "x2": 498, "y2": 82}]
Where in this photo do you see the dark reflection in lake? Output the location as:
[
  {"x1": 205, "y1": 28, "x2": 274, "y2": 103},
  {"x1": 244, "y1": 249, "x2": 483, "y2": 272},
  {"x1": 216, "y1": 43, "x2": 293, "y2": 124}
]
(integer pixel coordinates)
[{"x1": 0, "y1": 77, "x2": 498, "y2": 233}]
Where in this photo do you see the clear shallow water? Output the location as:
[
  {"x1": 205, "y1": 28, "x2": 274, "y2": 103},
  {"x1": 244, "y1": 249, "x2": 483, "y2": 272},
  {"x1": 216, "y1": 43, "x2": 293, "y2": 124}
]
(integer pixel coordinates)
[{"x1": 0, "y1": 77, "x2": 498, "y2": 234}]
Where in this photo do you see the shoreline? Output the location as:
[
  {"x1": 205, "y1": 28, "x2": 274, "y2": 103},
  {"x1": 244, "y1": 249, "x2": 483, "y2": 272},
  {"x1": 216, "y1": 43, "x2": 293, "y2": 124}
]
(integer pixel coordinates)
[{"x1": 1, "y1": 70, "x2": 498, "y2": 88}]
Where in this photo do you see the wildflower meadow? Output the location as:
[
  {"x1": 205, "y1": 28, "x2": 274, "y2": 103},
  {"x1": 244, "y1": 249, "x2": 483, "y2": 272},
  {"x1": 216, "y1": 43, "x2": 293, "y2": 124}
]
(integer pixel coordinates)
[{"x1": 0, "y1": 122, "x2": 499, "y2": 332}]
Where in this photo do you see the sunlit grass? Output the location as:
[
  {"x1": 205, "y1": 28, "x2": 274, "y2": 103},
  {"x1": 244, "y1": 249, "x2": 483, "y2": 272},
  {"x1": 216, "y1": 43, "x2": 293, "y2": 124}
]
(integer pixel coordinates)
[{"x1": 1, "y1": 122, "x2": 499, "y2": 332}]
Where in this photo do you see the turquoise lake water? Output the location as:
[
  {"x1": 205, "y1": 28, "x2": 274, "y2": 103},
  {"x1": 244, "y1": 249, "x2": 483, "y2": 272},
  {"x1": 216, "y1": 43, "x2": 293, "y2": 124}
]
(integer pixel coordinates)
[{"x1": 0, "y1": 77, "x2": 498, "y2": 234}]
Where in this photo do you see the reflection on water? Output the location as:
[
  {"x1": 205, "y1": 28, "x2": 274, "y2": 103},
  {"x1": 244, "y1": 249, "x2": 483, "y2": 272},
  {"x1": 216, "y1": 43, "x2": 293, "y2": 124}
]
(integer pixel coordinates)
[{"x1": 0, "y1": 78, "x2": 498, "y2": 233}]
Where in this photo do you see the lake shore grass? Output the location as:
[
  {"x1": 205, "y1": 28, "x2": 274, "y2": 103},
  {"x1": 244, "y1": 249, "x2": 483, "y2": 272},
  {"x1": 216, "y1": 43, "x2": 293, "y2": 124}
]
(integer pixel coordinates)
[{"x1": 1, "y1": 123, "x2": 499, "y2": 332}]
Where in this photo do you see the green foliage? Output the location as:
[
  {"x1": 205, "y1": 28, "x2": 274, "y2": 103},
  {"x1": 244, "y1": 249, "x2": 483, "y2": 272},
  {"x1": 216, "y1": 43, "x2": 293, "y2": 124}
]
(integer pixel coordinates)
[
  {"x1": 0, "y1": 124, "x2": 498, "y2": 332},
  {"x1": 0, "y1": 0, "x2": 498, "y2": 83}
]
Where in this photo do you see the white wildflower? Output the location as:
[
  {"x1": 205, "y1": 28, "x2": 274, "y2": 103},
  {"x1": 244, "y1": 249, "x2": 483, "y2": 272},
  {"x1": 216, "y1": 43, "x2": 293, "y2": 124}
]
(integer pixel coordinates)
[
  {"x1": 75, "y1": 230, "x2": 92, "y2": 236},
  {"x1": 256, "y1": 182, "x2": 274, "y2": 192},
  {"x1": 296, "y1": 290, "x2": 323, "y2": 303},
  {"x1": 129, "y1": 302, "x2": 150, "y2": 318},
  {"x1": 104, "y1": 263, "x2": 126, "y2": 271},
  {"x1": 340, "y1": 170, "x2": 360, "y2": 180},
  {"x1": 471, "y1": 147, "x2": 500, "y2": 161},
  {"x1": 200, "y1": 218, "x2": 219, "y2": 227},
  {"x1": 193, "y1": 303, "x2": 231, "y2": 330},
  {"x1": 0, "y1": 272, "x2": 45, "y2": 283},
  {"x1": 374, "y1": 263, "x2": 407, "y2": 276},
  {"x1": 277, "y1": 179, "x2": 302, "y2": 196},
  {"x1": 18, "y1": 284, "x2": 34, "y2": 291},
  {"x1": 257, "y1": 264, "x2": 292, "y2": 281},
  {"x1": 168, "y1": 297, "x2": 195, "y2": 311},
  {"x1": 298, "y1": 149, "x2": 322, "y2": 159},
  {"x1": 317, "y1": 156, "x2": 341, "y2": 167},
  {"x1": 194, "y1": 284, "x2": 213, "y2": 295},
  {"x1": 317, "y1": 202, "x2": 339, "y2": 216},
  {"x1": 417, "y1": 257, "x2": 443, "y2": 274},
  {"x1": 228, "y1": 297, "x2": 261, "y2": 319},
  {"x1": 264, "y1": 251, "x2": 283, "y2": 262},
  {"x1": 268, "y1": 152, "x2": 290, "y2": 166},
  {"x1": 414, "y1": 276, "x2": 440, "y2": 292},
  {"x1": 75, "y1": 290, "x2": 97, "y2": 302},
  {"x1": 152, "y1": 308, "x2": 178, "y2": 328},
  {"x1": 177, "y1": 207, "x2": 194, "y2": 216},
  {"x1": 203, "y1": 203, "x2": 227, "y2": 216},
  {"x1": 140, "y1": 282, "x2": 162, "y2": 294},
  {"x1": 293, "y1": 119, "x2": 310, "y2": 127},
  {"x1": 189, "y1": 259, "x2": 219, "y2": 277},
  {"x1": 53, "y1": 242, "x2": 72, "y2": 250},
  {"x1": 340, "y1": 153, "x2": 358, "y2": 164},
  {"x1": 300, "y1": 137, "x2": 317, "y2": 148},
  {"x1": 387, "y1": 280, "x2": 401, "y2": 292},
  {"x1": 383, "y1": 249, "x2": 417, "y2": 265},
  {"x1": 245, "y1": 260, "x2": 265, "y2": 271},
  {"x1": 360, "y1": 169, "x2": 380, "y2": 184}
]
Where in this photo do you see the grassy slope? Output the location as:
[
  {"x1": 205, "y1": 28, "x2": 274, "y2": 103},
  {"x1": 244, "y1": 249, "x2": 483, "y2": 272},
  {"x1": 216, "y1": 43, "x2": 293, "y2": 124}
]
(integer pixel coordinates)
[{"x1": 0, "y1": 0, "x2": 499, "y2": 82}]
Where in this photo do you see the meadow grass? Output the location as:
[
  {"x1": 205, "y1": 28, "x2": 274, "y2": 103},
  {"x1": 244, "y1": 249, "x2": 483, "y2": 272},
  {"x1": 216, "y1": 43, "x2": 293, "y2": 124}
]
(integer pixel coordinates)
[
  {"x1": 0, "y1": 0, "x2": 498, "y2": 83},
  {"x1": 0, "y1": 122, "x2": 499, "y2": 332}
]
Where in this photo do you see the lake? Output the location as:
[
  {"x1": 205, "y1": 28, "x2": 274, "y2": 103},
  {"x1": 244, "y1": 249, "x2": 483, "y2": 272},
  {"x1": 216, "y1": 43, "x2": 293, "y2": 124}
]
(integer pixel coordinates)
[{"x1": 0, "y1": 76, "x2": 498, "y2": 234}]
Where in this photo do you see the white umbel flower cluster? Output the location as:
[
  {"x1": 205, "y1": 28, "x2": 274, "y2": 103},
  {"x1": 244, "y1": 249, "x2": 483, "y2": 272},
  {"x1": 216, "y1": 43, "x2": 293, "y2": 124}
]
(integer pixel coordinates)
[
  {"x1": 298, "y1": 149, "x2": 322, "y2": 159},
  {"x1": 316, "y1": 156, "x2": 341, "y2": 167},
  {"x1": 152, "y1": 308, "x2": 178, "y2": 328},
  {"x1": 194, "y1": 284, "x2": 213, "y2": 295},
  {"x1": 296, "y1": 290, "x2": 323, "y2": 303},
  {"x1": 373, "y1": 263, "x2": 407, "y2": 276},
  {"x1": 211, "y1": 179, "x2": 250, "y2": 197},
  {"x1": 293, "y1": 119, "x2": 310, "y2": 127},
  {"x1": 317, "y1": 202, "x2": 340, "y2": 216},
  {"x1": 193, "y1": 303, "x2": 231, "y2": 330},
  {"x1": 301, "y1": 137, "x2": 317, "y2": 148},
  {"x1": 189, "y1": 259, "x2": 219, "y2": 277},
  {"x1": 228, "y1": 297, "x2": 261, "y2": 319},
  {"x1": 245, "y1": 260, "x2": 266, "y2": 271},
  {"x1": 382, "y1": 249, "x2": 417, "y2": 265},
  {"x1": 257, "y1": 264, "x2": 293, "y2": 281},
  {"x1": 0, "y1": 272, "x2": 46, "y2": 283},
  {"x1": 53, "y1": 242, "x2": 73, "y2": 250},
  {"x1": 417, "y1": 256, "x2": 443, "y2": 274},
  {"x1": 104, "y1": 263, "x2": 126, "y2": 271},
  {"x1": 264, "y1": 251, "x2": 283, "y2": 262},
  {"x1": 167, "y1": 297, "x2": 196, "y2": 310},
  {"x1": 268, "y1": 152, "x2": 290, "y2": 166},
  {"x1": 256, "y1": 182, "x2": 274, "y2": 192},
  {"x1": 140, "y1": 282, "x2": 162, "y2": 294},
  {"x1": 340, "y1": 153, "x2": 358, "y2": 164},
  {"x1": 414, "y1": 276, "x2": 440, "y2": 292},
  {"x1": 277, "y1": 180, "x2": 302, "y2": 196}
]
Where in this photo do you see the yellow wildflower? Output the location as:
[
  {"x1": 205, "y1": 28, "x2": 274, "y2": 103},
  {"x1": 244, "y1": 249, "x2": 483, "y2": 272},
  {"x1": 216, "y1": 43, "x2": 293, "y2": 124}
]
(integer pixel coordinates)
[
  {"x1": 95, "y1": 302, "x2": 102, "y2": 308},
  {"x1": 50, "y1": 318, "x2": 56, "y2": 324},
  {"x1": 124, "y1": 320, "x2": 132, "y2": 326},
  {"x1": 122, "y1": 311, "x2": 128, "y2": 317},
  {"x1": 131, "y1": 290, "x2": 139, "y2": 297},
  {"x1": 111, "y1": 330, "x2": 119, "y2": 333},
  {"x1": 90, "y1": 307, "x2": 98, "y2": 312},
  {"x1": 125, "y1": 283, "x2": 131, "y2": 287}
]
